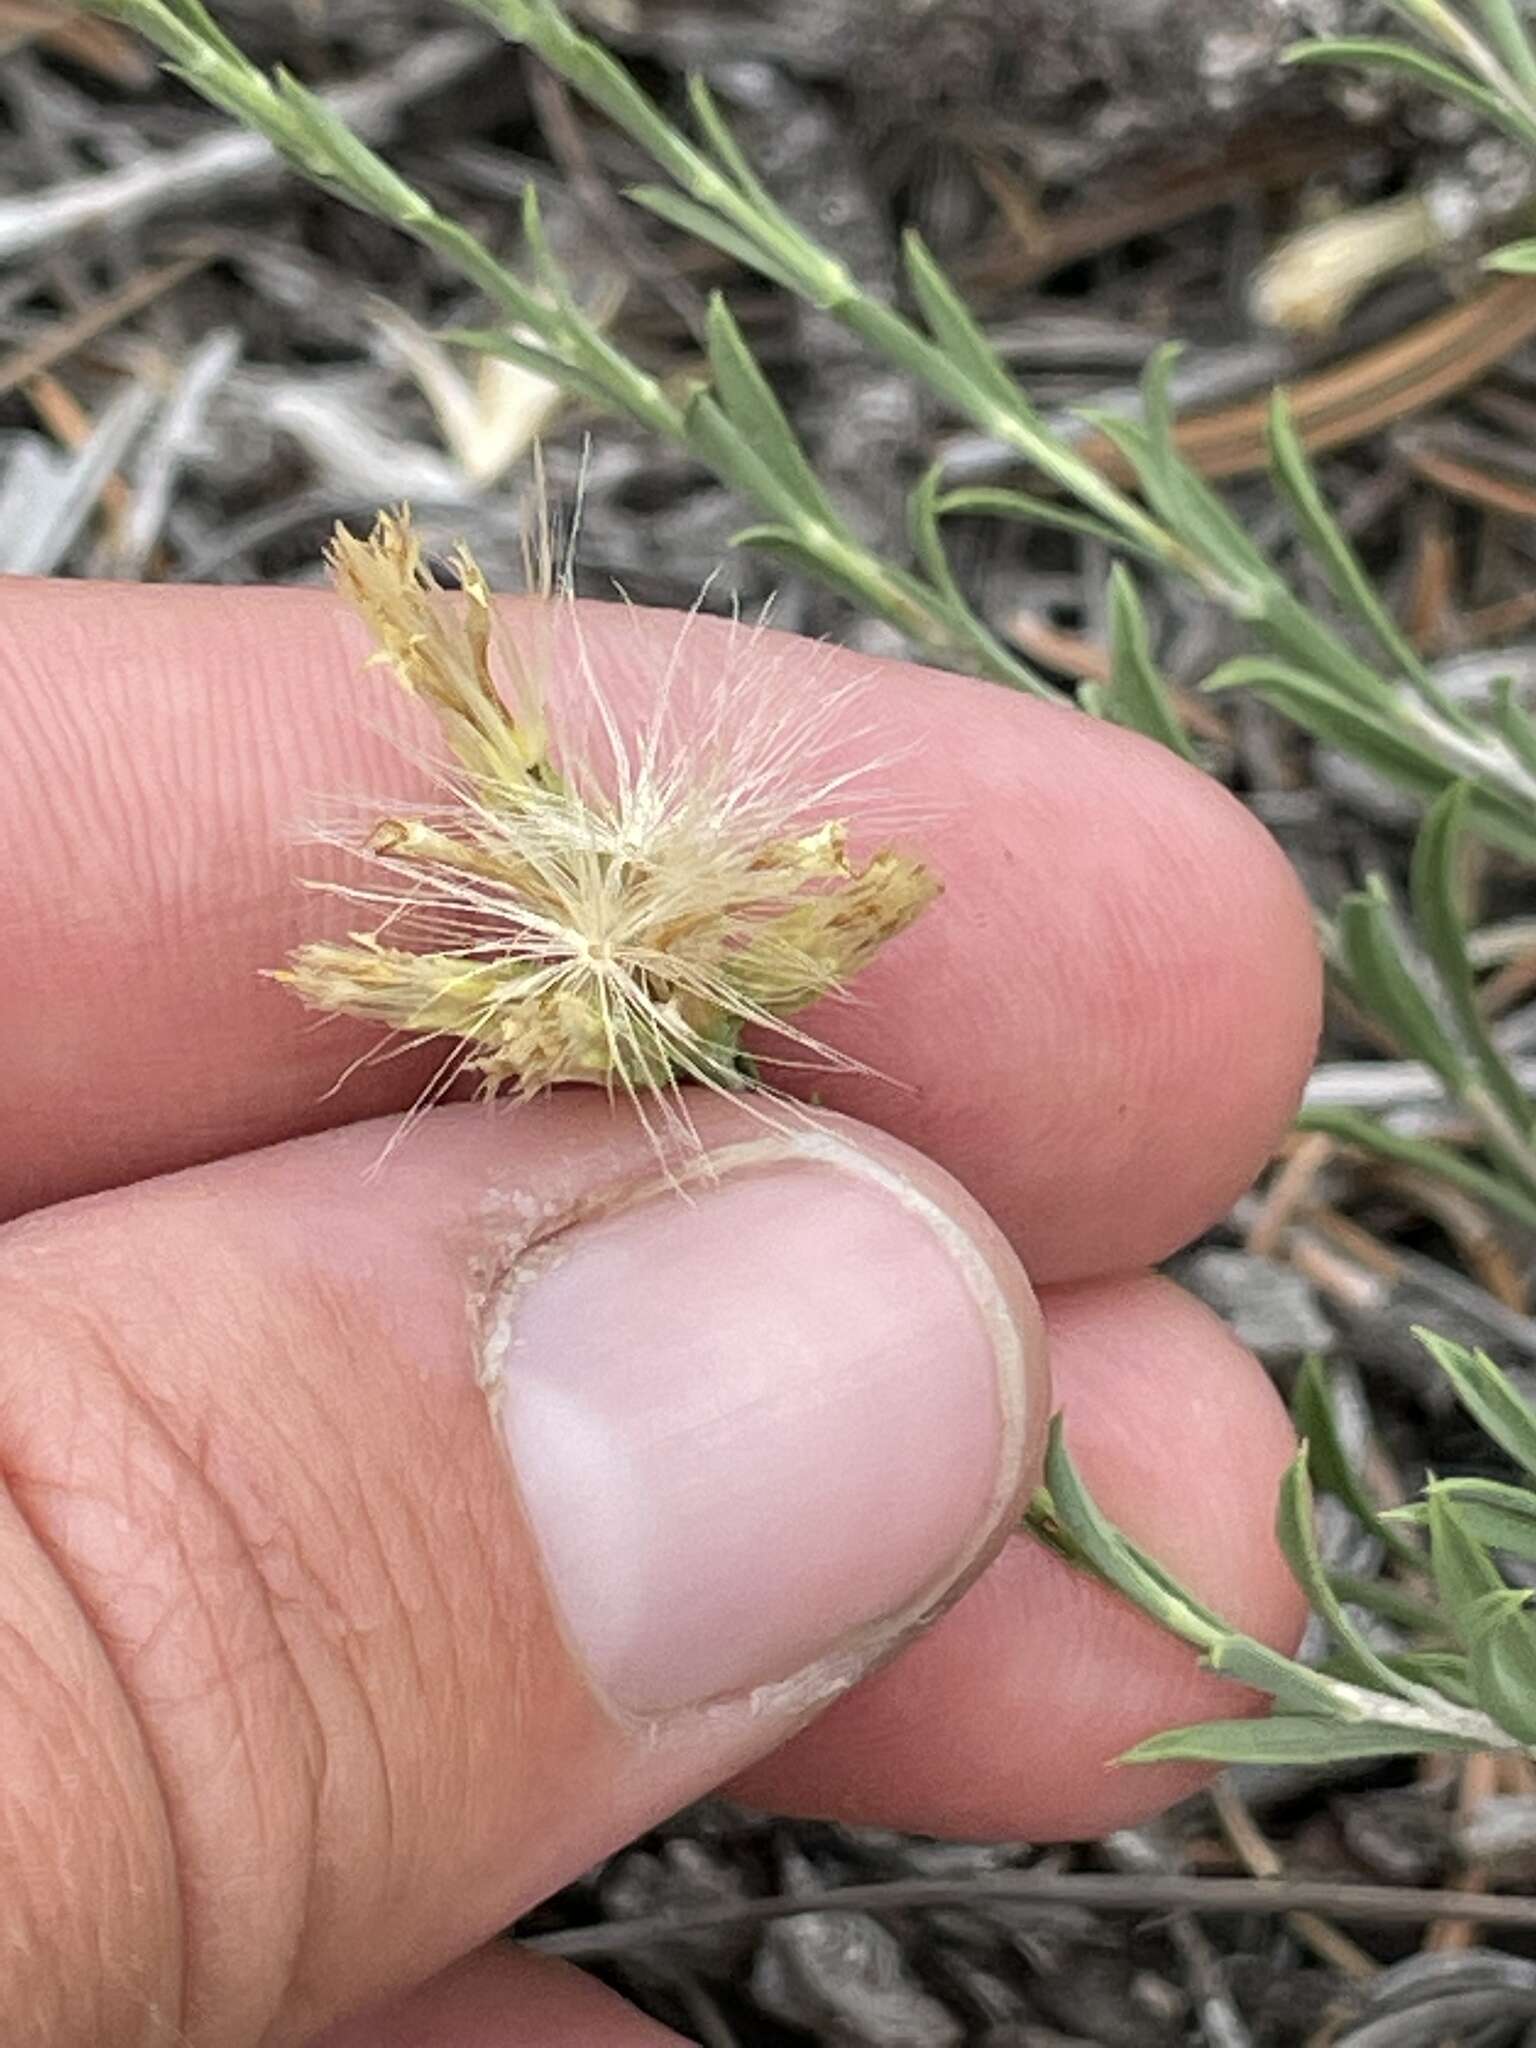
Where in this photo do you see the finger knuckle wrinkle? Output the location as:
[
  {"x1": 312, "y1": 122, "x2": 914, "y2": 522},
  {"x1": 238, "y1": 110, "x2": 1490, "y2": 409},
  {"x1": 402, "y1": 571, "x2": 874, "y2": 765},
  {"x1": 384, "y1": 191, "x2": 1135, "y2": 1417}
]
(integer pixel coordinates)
[{"x1": 0, "y1": 1278, "x2": 320, "y2": 2041}]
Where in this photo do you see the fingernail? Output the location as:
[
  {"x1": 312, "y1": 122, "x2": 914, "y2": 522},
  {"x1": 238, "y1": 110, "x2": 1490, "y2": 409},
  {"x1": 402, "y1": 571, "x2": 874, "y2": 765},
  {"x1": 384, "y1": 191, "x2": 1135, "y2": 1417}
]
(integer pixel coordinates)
[{"x1": 488, "y1": 1130, "x2": 1042, "y2": 1716}]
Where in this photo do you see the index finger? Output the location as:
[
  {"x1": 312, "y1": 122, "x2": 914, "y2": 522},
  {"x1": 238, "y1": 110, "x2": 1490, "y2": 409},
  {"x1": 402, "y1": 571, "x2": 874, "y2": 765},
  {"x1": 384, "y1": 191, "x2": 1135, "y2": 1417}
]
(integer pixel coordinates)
[{"x1": 0, "y1": 575, "x2": 1318, "y2": 1275}]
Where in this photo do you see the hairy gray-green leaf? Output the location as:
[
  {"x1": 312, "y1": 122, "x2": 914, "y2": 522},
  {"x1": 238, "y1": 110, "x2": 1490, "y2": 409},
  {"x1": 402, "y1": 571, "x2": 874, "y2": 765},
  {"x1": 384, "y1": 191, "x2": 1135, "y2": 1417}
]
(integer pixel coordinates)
[
  {"x1": 1286, "y1": 38, "x2": 1519, "y2": 136},
  {"x1": 905, "y1": 469, "x2": 1056, "y2": 695},
  {"x1": 1470, "y1": 0, "x2": 1536, "y2": 93},
  {"x1": 1492, "y1": 676, "x2": 1536, "y2": 775},
  {"x1": 1429, "y1": 1487, "x2": 1513, "y2": 1648},
  {"x1": 1206, "y1": 1635, "x2": 1385, "y2": 1716},
  {"x1": 1266, "y1": 391, "x2": 1460, "y2": 724},
  {"x1": 1337, "y1": 879, "x2": 1470, "y2": 1080},
  {"x1": 1412, "y1": 783, "x2": 1535, "y2": 1136},
  {"x1": 1124, "y1": 1714, "x2": 1492, "y2": 1766},
  {"x1": 1327, "y1": 1570, "x2": 1451, "y2": 1637},
  {"x1": 1081, "y1": 566, "x2": 1197, "y2": 760},
  {"x1": 1293, "y1": 1356, "x2": 1424, "y2": 1565},
  {"x1": 934, "y1": 485, "x2": 1158, "y2": 563},
  {"x1": 1465, "y1": 1588, "x2": 1536, "y2": 1743},
  {"x1": 903, "y1": 232, "x2": 1023, "y2": 413},
  {"x1": 703, "y1": 295, "x2": 842, "y2": 530},
  {"x1": 1040, "y1": 1419, "x2": 1226, "y2": 1650},
  {"x1": 1368, "y1": 1649, "x2": 1479, "y2": 1708},
  {"x1": 1296, "y1": 1108, "x2": 1536, "y2": 1234},
  {"x1": 1277, "y1": 1449, "x2": 1420, "y2": 1696},
  {"x1": 626, "y1": 186, "x2": 806, "y2": 300},
  {"x1": 1394, "y1": 1477, "x2": 1536, "y2": 1561},
  {"x1": 1416, "y1": 1330, "x2": 1536, "y2": 1481}
]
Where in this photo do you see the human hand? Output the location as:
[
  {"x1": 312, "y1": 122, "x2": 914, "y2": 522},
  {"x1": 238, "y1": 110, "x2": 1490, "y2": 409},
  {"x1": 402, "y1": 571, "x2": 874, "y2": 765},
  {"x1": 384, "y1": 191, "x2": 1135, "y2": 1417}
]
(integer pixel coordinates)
[{"x1": 1, "y1": 577, "x2": 1319, "y2": 2045}]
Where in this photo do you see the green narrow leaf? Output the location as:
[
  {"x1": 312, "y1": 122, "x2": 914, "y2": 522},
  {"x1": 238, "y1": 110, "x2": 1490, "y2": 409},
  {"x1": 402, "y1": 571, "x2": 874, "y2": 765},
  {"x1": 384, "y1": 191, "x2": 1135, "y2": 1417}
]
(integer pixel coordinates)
[
  {"x1": 443, "y1": 326, "x2": 620, "y2": 411},
  {"x1": 475, "y1": 0, "x2": 726, "y2": 198},
  {"x1": 683, "y1": 390, "x2": 813, "y2": 526},
  {"x1": 1124, "y1": 1714, "x2": 1490, "y2": 1766},
  {"x1": 1487, "y1": 238, "x2": 1536, "y2": 271},
  {"x1": 678, "y1": 76, "x2": 860, "y2": 306},
  {"x1": 684, "y1": 75, "x2": 779, "y2": 211},
  {"x1": 1465, "y1": 1589, "x2": 1536, "y2": 1743},
  {"x1": 423, "y1": 214, "x2": 552, "y2": 331},
  {"x1": 155, "y1": 0, "x2": 255, "y2": 70},
  {"x1": 1293, "y1": 1357, "x2": 1425, "y2": 1564},
  {"x1": 1417, "y1": 1330, "x2": 1536, "y2": 1482},
  {"x1": 272, "y1": 68, "x2": 432, "y2": 217},
  {"x1": 513, "y1": 185, "x2": 682, "y2": 433},
  {"x1": 703, "y1": 295, "x2": 842, "y2": 528},
  {"x1": 1201, "y1": 667, "x2": 1536, "y2": 867},
  {"x1": 1337, "y1": 878, "x2": 1470, "y2": 1079},
  {"x1": 1206, "y1": 1635, "x2": 1383, "y2": 1716},
  {"x1": 1088, "y1": 565, "x2": 1197, "y2": 760},
  {"x1": 159, "y1": 56, "x2": 269, "y2": 133},
  {"x1": 1082, "y1": 411, "x2": 1154, "y2": 470},
  {"x1": 1468, "y1": 0, "x2": 1536, "y2": 95},
  {"x1": 1041, "y1": 1419, "x2": 1226, "y2": 1649},
  {"x1": 627, "y1": 186, "x2": 805, "y2": 297},
  {"x1": 1411, "y1": 782, "x2": 1535, "y2": 1132},
  {"x1": 1083, "y1": 349, "x2": 1268, "y2": 587},
  {"x1": 934, "y1": 485, "x2": 1160, "y2": 562},
  {"x1": 902, "y1": 232, "x2": 1023, "y2": 411},
  {"x1": 517, "y1": 183, "x2": 579, "y2": 317},
  {"x1": 1428, "y1": 1486, "x2": 1511, "y2": 1644},
  {"x1": 905, "y1": 468, "x2": 1054, "y2": 693},
  {"x1": 1368, "y1": 1649, "x2": 1479, "y2": 1707},
  {"x1": 906, "y1": 466, "x2": 966, "y2": 608},
  {"x1": 1141, "y1": 349, "x2": 1271, "y2": 581},
  {"x1": 1284, "y1": 39, "x2": 1519, "y2": 135},
  {"x1": 1023, "y1": 1486, "x2": 1091, "y2": 1571},
  {"x1": 727, "y1": 507, "x2": 1025, "y2": 683},
  {"x1": 1265, "y1": 390, "x2": 1459, "y2": 721},
  {"x1": 1275, "y1": 1449, "x2": 1421, "y2": 1696},
  {"x1": 1258, "y1": 595, "x2": 1408, "y2": 715},
  {"x1": 725, "y1": 524, "x2": 935, "y2": 636},
  {"x1": 1492, "y1": 676, "x2": 1536, "y2": 776},
  {"x1": 1327, "y1": 1570, "x2": 1450, "y2": 1637},
  {"x1": 1204, "y1": 657, "x2": 1447, "y2": 778},
  {"x1": 1392, "y1": 1477, "x2": 1536, "y2": 1562},
  {"x1": 1295, "y1": 1108, "x2": 1536, "y2": 1235}
]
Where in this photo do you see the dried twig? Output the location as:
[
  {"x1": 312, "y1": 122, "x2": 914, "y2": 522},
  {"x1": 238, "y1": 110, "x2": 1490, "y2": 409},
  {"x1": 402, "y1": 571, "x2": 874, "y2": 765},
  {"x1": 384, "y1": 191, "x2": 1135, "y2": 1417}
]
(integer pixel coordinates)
[
  {"x1": 0, "y1": 245, "x2": 213, "y2": 405},
  {"x1": 1080, "y1": 280, "x2": 1536, "y2": 481},
  {"x1": 0, "y1": 0, "x2": 149, "y2": 78},
  {"x1": 0, "y1": 29, "x2": 487, "y2": 263},
  {"x1": 526, "y1": 1871, "x2": 1536, "y2": 1961}
]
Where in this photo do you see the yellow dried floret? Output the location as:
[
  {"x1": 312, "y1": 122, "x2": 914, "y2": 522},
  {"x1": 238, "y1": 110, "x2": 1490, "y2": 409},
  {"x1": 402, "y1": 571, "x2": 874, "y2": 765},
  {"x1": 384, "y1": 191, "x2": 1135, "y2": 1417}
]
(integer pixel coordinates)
[{"x1": 277, "y1": 507, "x2": 939, "y2": 1132}]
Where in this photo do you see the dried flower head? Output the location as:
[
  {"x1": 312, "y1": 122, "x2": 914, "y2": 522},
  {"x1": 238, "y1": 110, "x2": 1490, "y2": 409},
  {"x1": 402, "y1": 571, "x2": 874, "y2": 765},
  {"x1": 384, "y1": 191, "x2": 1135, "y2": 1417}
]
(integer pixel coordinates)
[
  {"x1": 1248, "y1": 192, "x2": 1443, "y2": 337},
  {"x1": 277, "y1": 507, "x2": 939, "y2": 1147}
]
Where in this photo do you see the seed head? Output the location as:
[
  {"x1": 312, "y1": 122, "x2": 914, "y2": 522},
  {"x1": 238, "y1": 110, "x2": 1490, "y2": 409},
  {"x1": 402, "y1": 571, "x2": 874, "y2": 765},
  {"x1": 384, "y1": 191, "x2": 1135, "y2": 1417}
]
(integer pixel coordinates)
[
  {"x1": 277, "y1": 508, "x2": 938, "y2": 1145},
  {"x1": 1249, "y1": 193, "x2": 1442, "y2": 337}
]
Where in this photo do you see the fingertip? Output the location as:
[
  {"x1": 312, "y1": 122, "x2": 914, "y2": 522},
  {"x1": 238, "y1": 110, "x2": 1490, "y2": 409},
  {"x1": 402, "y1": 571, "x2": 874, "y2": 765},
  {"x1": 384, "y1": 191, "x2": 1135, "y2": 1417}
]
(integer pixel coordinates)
[
  {"x1": 730, "y1": 1272, "x2": 1305, "y2": 1840},
  {"x1": 315, "y1": 1947, "x2": 689, "y2": 2048},
  {"x1": 817, "y1": 685, "x2": 1322, "y2": 1275},
  {"x1": 489, "y1": 1104, "x2": 1050, "y2": 1717},
  {"x1": 0, "y1": 1092, "x2": 1053, "y2": 2041},
  {"x1": 1, "y1": 585, "x2": 1319, "y2": 1264}
]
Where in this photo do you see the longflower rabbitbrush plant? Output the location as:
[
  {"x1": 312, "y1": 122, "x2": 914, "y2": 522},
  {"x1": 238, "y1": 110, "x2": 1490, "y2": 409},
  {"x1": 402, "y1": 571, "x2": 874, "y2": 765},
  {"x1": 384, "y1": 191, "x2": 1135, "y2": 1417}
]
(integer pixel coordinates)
[
  {"x1": 82, "y1": 0, "x2": 1536, "y2": 1775},
  {"x1": 278, "y1": 510, "x2": 937, "y2": 1143}
]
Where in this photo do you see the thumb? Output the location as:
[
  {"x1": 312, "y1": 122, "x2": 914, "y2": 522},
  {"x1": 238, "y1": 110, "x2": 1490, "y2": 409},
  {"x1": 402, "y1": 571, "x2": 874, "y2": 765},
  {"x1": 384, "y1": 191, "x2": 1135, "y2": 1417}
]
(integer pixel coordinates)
[{"x1": 3, "y1": 1097, "x2": 1045, "y2": 2047}]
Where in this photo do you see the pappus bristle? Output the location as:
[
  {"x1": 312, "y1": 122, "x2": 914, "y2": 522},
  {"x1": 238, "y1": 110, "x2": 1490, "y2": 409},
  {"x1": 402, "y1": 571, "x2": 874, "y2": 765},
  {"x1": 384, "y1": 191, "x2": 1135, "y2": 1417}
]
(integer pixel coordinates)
[{"x1": 276, "y1": 504, "x2": 939, "y2": 1153}]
